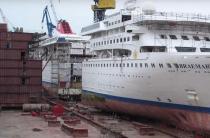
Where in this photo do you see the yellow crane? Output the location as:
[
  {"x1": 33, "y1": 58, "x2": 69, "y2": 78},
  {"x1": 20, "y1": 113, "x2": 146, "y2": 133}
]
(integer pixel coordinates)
[{"x1": 92, "y1": 0, "x2": 116, "y2": 22}]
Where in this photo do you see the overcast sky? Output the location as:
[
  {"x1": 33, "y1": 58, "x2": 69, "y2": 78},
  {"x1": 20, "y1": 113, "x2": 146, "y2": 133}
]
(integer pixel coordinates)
[{"x1": 0, "y1": 0, "x2": 210, "y2": 34}]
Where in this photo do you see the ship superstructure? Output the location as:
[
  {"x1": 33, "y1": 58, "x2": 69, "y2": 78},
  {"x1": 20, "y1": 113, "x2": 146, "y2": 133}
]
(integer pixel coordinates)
[{"x1": 81, "y1": 2, "x2": 210, "y2": 132}]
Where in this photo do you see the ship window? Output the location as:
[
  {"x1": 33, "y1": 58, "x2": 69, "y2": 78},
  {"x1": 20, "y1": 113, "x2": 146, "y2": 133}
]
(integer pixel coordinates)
[
  {"x1": 200, "y1": 48, "x2": 210, "y2": 52},
  {"x1": 135, "y1": 63, "x2": 138, "y2": 67},
  {"x1": 108, "y1": 23, "x2": 111, "y2": 26},
  {"x1": 123, "y1": 63, "x2": 125, "y2": 67},
  {"x1": 132, "y1": 35, "x2": 139, "y2": 41},
  {"x1": 193, "y1": 36, "x2": 200, "y2": 41},
  {"x1": 120, "y1": 63, "x2": 122, "y2": 67},
  {"x1": 127, "y1": 63, "x2": 129, "y2": 67},
  {"x1": 118, "y1": 20, "x2": 121, "y2": 23},
  {"x1": 104, "y1": 41, "x2": 106, "y2": 45},
  {"x1": 160, "y1": 35, "x2": 167, "y2": 39},
  {"x1": 110, "y1": 40, "x2": 112, "y2": 44},
  {"x1": 122, "y1": 15, "x2": 131, "y2": 22},
  {"x1": 145, "y1": 63, "x2": 148, "y2": 68},
  {"x1": 124, "y1": 37, "x2": 126, "y2": 42},
  {"x1": 127, "y1": 37, "x2": 130, "y2": 41},
  {"x1": 181, "y1": 35, "x2": 189, "y2": 40},
  {"x1": 131, "y1": 63, "x2": 133, "y2": 67},
  {"x1": 175, "y1": 47, "x2": 196, "y2": 52},
  {"x1": 113, "y1": 39, "x2": 115, "y2": 43},
  {"x1": 120, "y1": 38, "x2": 123, "y2": 42},
  {"x1": 204, "y1": 37, "x2": 210, "y2": 41},
  {"x1": 139, "y1": 63, "x2": 142, "y2": 68},
  {"x1": 107, "y1": 40, "x2": 109, "y2": 44},
  {"x1": 117, "y1": 39, "x2": 119, "y2": 43},
  {"x1": 169, "y1": 35, "x2": 177, "y2": 39},
  {"x1": 111, "y1": 22, "x2": 114, "y2": 25},
  {"x1": 115, "y1": 21, "x2": 117, "y2": 24},
  {"x1": 113, "y1": 64, "x2": 115, "y2": 67},
  {"x1": 140, "y1": 46, "x2": 167, "y2": 52},
  {"x1": 116, "y1": 64, "x2": 118, "y2": 67},
  {"x1": 101, "y1": 41, "x2": 103, "y2": 45}
]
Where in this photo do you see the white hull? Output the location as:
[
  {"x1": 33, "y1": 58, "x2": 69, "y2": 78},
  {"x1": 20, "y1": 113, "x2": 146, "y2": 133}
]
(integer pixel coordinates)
[{"x1": 82, "y1": 53, "x2": 210, "y2": 131}]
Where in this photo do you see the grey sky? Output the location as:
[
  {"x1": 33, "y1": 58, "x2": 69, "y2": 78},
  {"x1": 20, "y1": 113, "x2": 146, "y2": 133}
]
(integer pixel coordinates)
[{"x1": 0, "y1": 0, "x2": 209, "y2": 34}]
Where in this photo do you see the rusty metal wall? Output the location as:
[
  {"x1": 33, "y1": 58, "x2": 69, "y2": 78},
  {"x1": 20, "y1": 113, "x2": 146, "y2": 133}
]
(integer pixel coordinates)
[{"x1": 0, "y1": 29, "x2": 42, "y2": 107}]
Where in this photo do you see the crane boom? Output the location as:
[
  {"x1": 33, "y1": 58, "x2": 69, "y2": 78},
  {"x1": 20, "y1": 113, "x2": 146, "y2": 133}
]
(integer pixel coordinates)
[
  {"x1": 49, "y1": 0, "x2": 59, "y2": 23},
  {"x1": 42, "y1": 6, "x2": 56, "y2": 37},
  {"x1": 0, "y1": 8, "x2": 7, "y2": 23}
]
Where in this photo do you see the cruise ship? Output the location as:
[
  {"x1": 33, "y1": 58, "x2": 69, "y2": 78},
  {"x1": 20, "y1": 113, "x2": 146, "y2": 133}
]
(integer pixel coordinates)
[{"x1": 81, "y1": 1, "x2": 210, "y2": 132}]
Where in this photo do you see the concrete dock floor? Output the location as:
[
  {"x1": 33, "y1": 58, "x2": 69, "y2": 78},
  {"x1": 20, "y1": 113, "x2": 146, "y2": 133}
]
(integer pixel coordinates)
[{"x1": 0, "y1": 110, "x2": 174, "y2": 138}]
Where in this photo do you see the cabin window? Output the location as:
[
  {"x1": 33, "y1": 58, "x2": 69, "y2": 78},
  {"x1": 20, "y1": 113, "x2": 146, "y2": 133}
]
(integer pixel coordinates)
[
  {"x1": 160, "y1": 35, "x2": 167, "y2": 39},
  {"x1": 120, "y1": 38, "x2": 123, "y2": 42},
  {"x1": 113, "y1": 39, "x2": 115, "y2": 43},
  {"x1": 145, "y1": 63, "x2": 148, "y2": 68},
  {"x1": 193, "y1": 36, "x2": 200, "y2": 41},
  {"x1": 132, "y1": 35, "x2": 139, "y2": 41},
  {"x1": 139, "y1": 63, "x2": 142, "y2": 68},
  {"x1": 110, "y1": 40, "x2": 112, "y2": 44},
  {"x1": 204, "y1": 37, "x2": 210, "y2": 41},
  {"x1": 175, "y1": 47, "x2": 196, "y2": 52},
  {"x1": 151, "y1": 63, "x2": 155, "y2": 68},
  {"x1": 124, "y1": 37, "x2": 126, "y2": 42},
  {"x1": 181, "y1": 35, "x2": 189, "y2": 40},
  {"x1": 135, "y1": 63, "x2": 138, "y2": 67},
  {"x1": 122, "y1": 15, "x2": 131, "y2": 22},
  {"x1": 117, "y1": 39, "x2": 119, "y2": 43},
  {"x1": 131, "y1": 63, "x2": 133, "y2": 67},
  {"x1": 169, "y1": 35, "x2": 177, "y2": 40},
  {"x1": 140, "y1": 46, "x2": 167, "y2": 52},
  {"x1": 127, "y1": 63, "x2": 129, "y2": 67},
  {"x1": 104, "y1": 41, "x2": 106, "y2": 45},
  {"x1": 200, "y1": 48, "x2": 210, "y2": 52},
  {"x1": 127, "y1": 37, "x2": 130, "y2": 41}
]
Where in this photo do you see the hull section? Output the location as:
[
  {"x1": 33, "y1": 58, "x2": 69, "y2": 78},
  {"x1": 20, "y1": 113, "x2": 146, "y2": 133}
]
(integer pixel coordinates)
[
  {"x1": 82, "y1": 53, "x2": 210, "y2": 132},
  {"x1": 82, "y1": 91, "x2": 210, "y2": 132}
]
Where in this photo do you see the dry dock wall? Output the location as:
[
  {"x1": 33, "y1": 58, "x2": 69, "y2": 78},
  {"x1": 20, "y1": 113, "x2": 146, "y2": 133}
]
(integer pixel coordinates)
[{"x1": 0, "y1": 23, "x2": 42, "y2": 107}]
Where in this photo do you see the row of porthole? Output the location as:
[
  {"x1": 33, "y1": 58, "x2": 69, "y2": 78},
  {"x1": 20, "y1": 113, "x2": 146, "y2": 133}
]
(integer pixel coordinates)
[
  {"x1": 160, "y1": 34, "x2": 210, "y2": 41},
  {"x1": 107, "y1": 20, "x2": 121, "y2": 26},
  {"x1": 92, "y1": 36, "x2": 131, "y2": 47},
  {"x1": 85, "y1": 72, "x2": 149, "y2": 78},
  {"x1": 84, "y1": 62, "x2": 164, "y2": 68}
]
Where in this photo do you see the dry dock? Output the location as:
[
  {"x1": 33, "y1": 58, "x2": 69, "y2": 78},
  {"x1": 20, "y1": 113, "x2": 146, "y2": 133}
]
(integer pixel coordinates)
[{"x1": 0, "y1": 109, "x2": 176, "y2": 138}]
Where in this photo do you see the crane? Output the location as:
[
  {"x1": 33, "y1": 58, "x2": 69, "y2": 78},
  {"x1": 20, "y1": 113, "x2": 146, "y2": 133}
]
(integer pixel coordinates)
[
  {"x1": 49, "y1": 0, "x2": 59, "y2": 23},
  {"x1": 42, "y1": 0, "x2": 73, "y2": 37},
  {"x1": 0, "y1": 8, "x2": 16, "y2": 31},
  {"x1": 92, "y1": 0, "x2": 116, "y2": 22},
  {"x1": 42, "y1": 6, "x2": 56, "y2": 37}
]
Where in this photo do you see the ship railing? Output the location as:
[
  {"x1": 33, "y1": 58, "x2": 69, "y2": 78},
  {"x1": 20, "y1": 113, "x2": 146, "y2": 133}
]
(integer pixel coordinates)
[{"x1": 133, "y1": 11, "x2": 210, "y2": 24}]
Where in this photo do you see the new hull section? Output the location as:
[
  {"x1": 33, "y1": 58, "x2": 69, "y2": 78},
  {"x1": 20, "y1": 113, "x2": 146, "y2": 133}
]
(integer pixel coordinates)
[{"x1": 82, "y1": 91, "x2": 210, "y2": 132}]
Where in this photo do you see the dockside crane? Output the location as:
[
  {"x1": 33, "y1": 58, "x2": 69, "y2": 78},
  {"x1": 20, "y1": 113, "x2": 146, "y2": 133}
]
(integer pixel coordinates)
[
  {"x1": 42, "y1": 0, "x2": 73, "y2": 37},
  {"x1": 42, "y1": 6, "x2": 56, "y2": 37},
  {"x1": 0, "y1": 8, "x2": 17, "y2": 31},
  {"x1": 92, "y1": 0, "x2": 116, "y2": 22}
]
